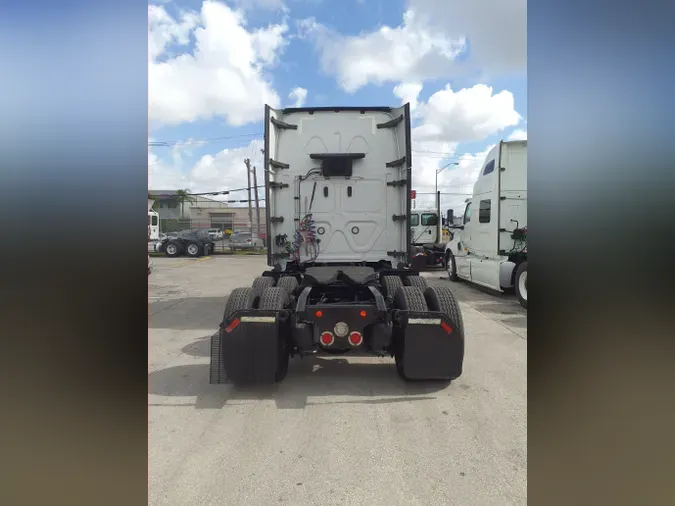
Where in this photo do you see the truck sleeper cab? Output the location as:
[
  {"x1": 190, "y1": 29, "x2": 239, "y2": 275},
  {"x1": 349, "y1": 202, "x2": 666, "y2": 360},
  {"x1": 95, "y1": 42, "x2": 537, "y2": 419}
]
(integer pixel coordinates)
[
  {"x1": 444, "y1": 140, "x2": 527, "y2": 308},
  {"x1": 210, "y1": 105, "x2": 465, "y2": 386}
]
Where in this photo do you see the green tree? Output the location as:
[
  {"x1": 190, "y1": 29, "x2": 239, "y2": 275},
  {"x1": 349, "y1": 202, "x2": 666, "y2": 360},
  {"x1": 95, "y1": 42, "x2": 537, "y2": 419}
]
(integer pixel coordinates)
[
  {"x1": 173, "y1": 189, "x2": 197, "y2": 219},
  {"x1": 148, "y1": 193, "x2": 159, "y2": 210}
]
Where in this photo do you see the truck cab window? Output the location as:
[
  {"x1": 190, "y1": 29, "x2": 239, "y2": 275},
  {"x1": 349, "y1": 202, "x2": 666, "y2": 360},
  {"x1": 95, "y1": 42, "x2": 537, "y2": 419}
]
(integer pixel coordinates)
[
  {"x1": 421, "y1": 213, "x2": 438, "y2": 226},
  {"x1": 464, "y1": 202, "x2": 472, "y2": 224},
  {"x1": 478, "y1": 199, "x2": 491, "y2": 223},
  {"x1": 410, "y1": 214, "x2": 419, "y2": 226},
  {"x1": 483, "y1": 159, "x2": 495, "y2": 176}
]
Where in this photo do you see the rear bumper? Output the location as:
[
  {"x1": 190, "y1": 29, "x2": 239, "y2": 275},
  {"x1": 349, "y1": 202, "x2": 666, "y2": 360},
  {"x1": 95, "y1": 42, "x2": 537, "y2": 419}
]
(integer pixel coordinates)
[{"x1": 214, "y1": 305, "x2": 463, "y2": 381}]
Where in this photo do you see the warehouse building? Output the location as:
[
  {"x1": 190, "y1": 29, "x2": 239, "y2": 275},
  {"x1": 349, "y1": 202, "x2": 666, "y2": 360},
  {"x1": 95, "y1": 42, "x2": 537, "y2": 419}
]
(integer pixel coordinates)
[{"x1": 149, "y1": 190, "x2": 266, "y2": 238}]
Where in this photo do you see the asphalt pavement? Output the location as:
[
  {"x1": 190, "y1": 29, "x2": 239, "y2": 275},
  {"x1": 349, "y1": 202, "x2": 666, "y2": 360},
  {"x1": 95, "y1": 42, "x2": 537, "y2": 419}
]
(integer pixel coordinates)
[{"x1": 149, "y1": 257, "x2": 527, "y2": 506}]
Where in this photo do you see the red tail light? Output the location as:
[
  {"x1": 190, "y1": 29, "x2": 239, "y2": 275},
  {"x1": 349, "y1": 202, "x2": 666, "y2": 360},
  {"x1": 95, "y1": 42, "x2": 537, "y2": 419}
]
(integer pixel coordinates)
[
  {"x1": 348, "y1": 332, "x2": 363, "y2": 346},
  {"x1": 320, "y1": 332, "x2": 334, "y2": 346},
  {"x1": 360, "y1": 310, "x2": 367, "y2": 318}
]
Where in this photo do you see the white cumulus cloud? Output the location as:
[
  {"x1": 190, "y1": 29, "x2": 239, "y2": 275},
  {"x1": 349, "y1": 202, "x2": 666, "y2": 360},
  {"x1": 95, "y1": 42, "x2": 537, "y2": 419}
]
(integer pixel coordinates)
[
  {"x1": 229, "y1": 0, "x2": 287, "y2": 12},
  {"x1": 403, "y1": 82, "x2": 521, "y2": 209},
  {"x1": 299, "y1": 0, "x2": 525, "y2": 92},
  {"x1": 288, "y1": 87, "x2": 308, "y2": 107},
  {"x1": 149, "y1": 1, "x2": 287, "y2": 128},
  {"x1": 508, "y1": 129, "x2": 527, "y2": 141},
  {"x1": 149, "y1": 139, "x2": 265, "y2": 206},
  {"x1": 412, "y1": 83, "x2": 521, "y2": 143},
  {"x1": 393, "y1": 81, "x2": 423, "y2": 111}
]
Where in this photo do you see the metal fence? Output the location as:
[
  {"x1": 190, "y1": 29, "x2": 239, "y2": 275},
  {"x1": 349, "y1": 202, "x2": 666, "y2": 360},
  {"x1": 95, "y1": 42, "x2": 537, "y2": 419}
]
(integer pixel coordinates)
[{"x1": 149, "y1": 217, "x2": 267, "y2": 256}]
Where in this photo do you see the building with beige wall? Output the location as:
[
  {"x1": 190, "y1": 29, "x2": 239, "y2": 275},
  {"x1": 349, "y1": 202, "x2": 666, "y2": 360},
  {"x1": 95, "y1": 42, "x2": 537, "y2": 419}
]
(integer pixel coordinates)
[{"x1": 149, "y1": 190, "x2": 266, "y2": 238}]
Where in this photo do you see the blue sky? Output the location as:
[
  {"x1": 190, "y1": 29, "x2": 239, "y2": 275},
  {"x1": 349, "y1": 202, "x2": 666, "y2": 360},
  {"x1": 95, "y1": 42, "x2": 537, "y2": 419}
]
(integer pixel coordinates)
[{"x1": 149, "y1": 0, "x2": 527, "y2": 212}]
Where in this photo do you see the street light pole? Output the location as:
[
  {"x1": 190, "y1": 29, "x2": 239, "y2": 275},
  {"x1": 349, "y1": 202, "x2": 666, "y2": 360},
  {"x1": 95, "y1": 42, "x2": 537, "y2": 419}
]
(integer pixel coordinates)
[
  {"x1": 435, "y1": 161, "x2": 459, "y2": 195},
  {"x1": 436, "y1": 162, "x2": 459, "y2": 243}
]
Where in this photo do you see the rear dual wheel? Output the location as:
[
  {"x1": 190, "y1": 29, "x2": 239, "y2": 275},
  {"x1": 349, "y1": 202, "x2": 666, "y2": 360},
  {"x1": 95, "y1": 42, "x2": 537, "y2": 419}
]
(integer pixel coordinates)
[
  {"x1": 393, "y1": 285, "x2": 464, "y2": 382},
  {"x1": 258, "y1": 287, "x2": 291, "y2": 382},
  {"x1": 393, "y1": 286, "x2": 429, "y2": 381},
  {"x1": 186, "y1": 241, "x2": 204, "y2": 257},
  {"x1": 215, "y1": 286, "x2": 290, "y2": 384},
  {"x1": 164, "y1": 240, "x2": 182, "y2": 258}
]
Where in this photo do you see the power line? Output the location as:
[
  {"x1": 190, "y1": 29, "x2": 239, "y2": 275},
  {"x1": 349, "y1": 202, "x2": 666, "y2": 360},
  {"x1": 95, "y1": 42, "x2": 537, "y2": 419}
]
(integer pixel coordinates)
[
  {"x1": 148, "y1": 136, "x2": 486, "y2": 162},
  {"x1": 148, "y1": 185, "x2": 264, "y2": 197},
  {"x1": 148, "y1": 133, "x2": 263, "y2": 147}
]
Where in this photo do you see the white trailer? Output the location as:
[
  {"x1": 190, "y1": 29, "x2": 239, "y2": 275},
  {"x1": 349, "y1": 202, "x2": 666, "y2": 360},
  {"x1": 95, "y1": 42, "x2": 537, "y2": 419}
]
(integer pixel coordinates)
[{"x1": 444, "y1": 140, "x2": 527, "y2": 308}]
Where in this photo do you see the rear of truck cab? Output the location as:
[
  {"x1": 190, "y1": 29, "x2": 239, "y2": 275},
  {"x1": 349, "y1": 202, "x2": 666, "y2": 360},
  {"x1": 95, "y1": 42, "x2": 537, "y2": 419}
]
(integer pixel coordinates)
[{"x1": 211, "y1": 103, "x2": 465, "y2": 385}]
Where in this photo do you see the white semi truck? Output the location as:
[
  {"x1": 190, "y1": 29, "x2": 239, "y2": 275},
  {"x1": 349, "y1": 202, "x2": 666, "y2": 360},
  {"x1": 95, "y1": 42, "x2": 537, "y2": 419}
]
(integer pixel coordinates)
[
  {"x1": 148, "y1": 199, "x2": 160, "y2": 242},
  {"x1": 444, "y1": 140, "x2": 528, "y2": 308},
  {"x1": 409, "y1": 205, "x2": 446, "y2": 270},
  {"x1": 210, "y1": 104, "x2": 466, "y2": 385}
]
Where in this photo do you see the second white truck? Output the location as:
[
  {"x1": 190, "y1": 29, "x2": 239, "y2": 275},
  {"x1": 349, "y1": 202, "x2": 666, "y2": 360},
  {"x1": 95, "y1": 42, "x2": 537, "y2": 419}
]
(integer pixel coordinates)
[
  {"x1": 444, "y1": 140, "x2": 527, "y2": 308},
  {"x1": 409, "y1": 206, "x2": 446, "y2": 270}
]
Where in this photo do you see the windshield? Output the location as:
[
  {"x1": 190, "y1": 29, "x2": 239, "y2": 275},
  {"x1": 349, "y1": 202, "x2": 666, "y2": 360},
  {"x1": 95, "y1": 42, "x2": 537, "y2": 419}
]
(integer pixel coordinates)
[{"x1": 421, "y1": 213, "x2": 438, "y2": 226}]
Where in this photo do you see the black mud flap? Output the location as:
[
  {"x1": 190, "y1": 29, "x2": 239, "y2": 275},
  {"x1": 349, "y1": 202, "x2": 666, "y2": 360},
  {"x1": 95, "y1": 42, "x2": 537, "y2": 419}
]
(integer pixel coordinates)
[
  {"x1": 210, "y1": 309, "x2": 286, "y2": 385},
  {"x1": 410, "y1": 253, "x2": 429, "y2": 270},
  {"x1": 399, "y1": 310, "x2": 464, "y2": 380}
]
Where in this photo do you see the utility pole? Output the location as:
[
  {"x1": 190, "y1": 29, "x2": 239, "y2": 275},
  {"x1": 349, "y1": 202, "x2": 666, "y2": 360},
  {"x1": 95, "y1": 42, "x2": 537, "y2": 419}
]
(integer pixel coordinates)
[
  {"x1": 252, "y1": 165, "x2": 261, "y2": 238},
  {"x1": 436, "y1": 162, "x2": 459, "y2": 243},
  {"x1": 244, "y1": 158, "x2": 253, "y2": 236}
]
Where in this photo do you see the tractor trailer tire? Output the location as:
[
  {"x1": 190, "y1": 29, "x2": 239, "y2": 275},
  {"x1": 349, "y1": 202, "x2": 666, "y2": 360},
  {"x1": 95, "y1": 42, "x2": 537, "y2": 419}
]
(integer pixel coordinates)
[
  {"x1": 515, "y1": 261, "x2": 528, "y2": 309},
  {"x1": 210, "y1": 287, "x2": 258, "y2": 384},
  {"x1": 258, "y1": 287, "x2": 291, "y2": 382},
  {"x1": 393, "y1": 286, "x2": 429, "y2": 381}
]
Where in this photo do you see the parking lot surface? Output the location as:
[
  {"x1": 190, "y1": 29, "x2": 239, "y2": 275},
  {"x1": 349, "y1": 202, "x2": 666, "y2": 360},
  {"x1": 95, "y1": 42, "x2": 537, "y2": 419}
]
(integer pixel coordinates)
[{"x1": 149, "y1": 256, "x2": 527, "y2": 506}]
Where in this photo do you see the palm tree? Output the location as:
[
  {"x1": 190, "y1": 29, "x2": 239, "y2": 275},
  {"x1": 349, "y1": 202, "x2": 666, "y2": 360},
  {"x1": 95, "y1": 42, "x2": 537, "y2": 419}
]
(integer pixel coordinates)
[{"x1": 173, "y1": 189, "x2": 197, "y2": 219}]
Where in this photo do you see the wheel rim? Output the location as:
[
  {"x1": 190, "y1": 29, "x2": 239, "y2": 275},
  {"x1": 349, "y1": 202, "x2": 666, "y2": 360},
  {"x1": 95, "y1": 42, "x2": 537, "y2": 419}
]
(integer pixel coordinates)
[
  {"x1": 519, "y1": 271, "x2": 528, "y2": 301},
  {"x1": 166, "y1": 244, "x2": 177, "y2": 255},
  {"x1": 188, "y1": 244, "x2": 198, "y2": 255}
]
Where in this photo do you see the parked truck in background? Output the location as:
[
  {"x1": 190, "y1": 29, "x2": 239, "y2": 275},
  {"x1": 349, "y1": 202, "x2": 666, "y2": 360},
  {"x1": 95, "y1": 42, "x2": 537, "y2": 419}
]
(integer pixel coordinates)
[
  {"x1": 409, "y1": 206, "x2": 446, "y2": 270},
  {"x1": 444, "y1": 140, "x2": 527, "y2": 308},
  {"x1": 148, "y1": 200, "x2": 160, "y2": 242},
  {"x1": 210, "y1": 104, "x2": 465, "y2": 386},
  {"x1": 148, "y1": 199, "x2": 157, "y2": 275}
]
